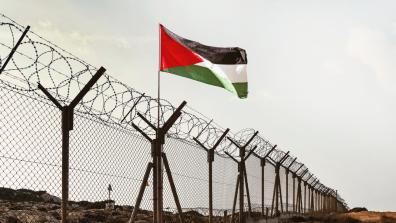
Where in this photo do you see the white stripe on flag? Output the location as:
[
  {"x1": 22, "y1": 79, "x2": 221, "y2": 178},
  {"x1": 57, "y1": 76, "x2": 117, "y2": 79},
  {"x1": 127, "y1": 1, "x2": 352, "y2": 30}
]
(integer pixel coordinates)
[{"x1": 195, "y1": 57, "x2": 247, "y2": 83}]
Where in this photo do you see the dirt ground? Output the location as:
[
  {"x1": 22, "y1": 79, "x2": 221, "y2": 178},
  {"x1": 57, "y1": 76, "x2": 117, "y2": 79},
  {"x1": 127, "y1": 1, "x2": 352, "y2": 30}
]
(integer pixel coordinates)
[{"x1": 341, "y1": 211, "x2": 396, "y2": 222}]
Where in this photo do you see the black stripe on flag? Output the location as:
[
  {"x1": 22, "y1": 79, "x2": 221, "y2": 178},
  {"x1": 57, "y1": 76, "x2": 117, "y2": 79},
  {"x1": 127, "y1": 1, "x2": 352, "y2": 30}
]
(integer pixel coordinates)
[{"x1": 162, "y1": 25, "x2": 247, "y2": 65}]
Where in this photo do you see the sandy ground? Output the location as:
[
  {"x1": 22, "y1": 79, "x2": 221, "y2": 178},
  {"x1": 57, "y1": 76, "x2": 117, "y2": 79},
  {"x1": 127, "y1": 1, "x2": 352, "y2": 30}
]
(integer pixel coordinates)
[{"x1": 341, "y1": 211, "x2": 396, "y2": 222}]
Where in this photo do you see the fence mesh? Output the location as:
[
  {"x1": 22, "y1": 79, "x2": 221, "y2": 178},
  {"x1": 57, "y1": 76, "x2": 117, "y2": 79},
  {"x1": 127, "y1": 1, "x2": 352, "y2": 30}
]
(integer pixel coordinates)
[{"x1": 0, "y1": 14, "x2": 348, "y2": 222}]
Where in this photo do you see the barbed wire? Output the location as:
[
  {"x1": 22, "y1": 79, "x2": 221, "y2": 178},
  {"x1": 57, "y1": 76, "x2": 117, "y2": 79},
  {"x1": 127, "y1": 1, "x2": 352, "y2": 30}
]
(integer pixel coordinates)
[{"x1": 0, "y1": 13, "x2": 347, "y2": 208}]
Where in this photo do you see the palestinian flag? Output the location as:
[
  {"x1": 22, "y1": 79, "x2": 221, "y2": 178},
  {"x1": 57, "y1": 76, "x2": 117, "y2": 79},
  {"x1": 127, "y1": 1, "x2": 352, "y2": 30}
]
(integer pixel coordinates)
[{"x1": 160, "y1": 25, "x2": 248, "y2": 99}]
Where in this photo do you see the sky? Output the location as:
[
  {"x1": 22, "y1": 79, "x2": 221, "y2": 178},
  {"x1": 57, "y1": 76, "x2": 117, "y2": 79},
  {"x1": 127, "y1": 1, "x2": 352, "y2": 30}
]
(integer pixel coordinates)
[{"x1": 2, "y1": 0, "x2": 396, "y2": 211}]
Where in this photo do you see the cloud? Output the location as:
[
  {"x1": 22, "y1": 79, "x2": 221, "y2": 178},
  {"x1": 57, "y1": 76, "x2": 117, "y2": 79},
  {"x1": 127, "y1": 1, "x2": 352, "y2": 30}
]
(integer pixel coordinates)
[
  {"x1": 347, "y1": 26, "x2": 396, "y2": 96},
  {"x1": 323, "y1": 60, "x2": 346, "y2": 74},
  {"x1": 38, "y1": 20, "x2": 52, "y2": 28},
  {"x1": 260, "y1": 90, "x2": 275, "y2": 102},
  {"x1": 32, "y1": 19, "x2": 155, "y2": 56}
]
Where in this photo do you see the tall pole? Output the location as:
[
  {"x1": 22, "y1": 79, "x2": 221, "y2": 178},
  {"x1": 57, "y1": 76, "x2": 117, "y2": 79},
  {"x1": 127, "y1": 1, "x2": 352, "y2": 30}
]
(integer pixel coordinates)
[
  {"x1": 253, "y1": 146, "x2": 276, "y2": 217},
  {"x1": 61, "y1": 107, "x2": 69, "y2": 222},
  {"x1": 131, "y1": 101, "x2": 186, "y2": 223},
  {"x1": 194, "y1": 129, "x2": 229, "y2": 223},
  {"x1": 286, "y1": 170, "x2": 289, "y2": 212},
  {"x1": 153, "y1": 144, "x2": 158, "y2": 223},
  {"x1": 261, "y1": 160, "x2": 265, "y2": 216},
  {"x1": 239, "y1": 147, "x2": 245, "y2": 223},
  {"x1": 226, "y1": 131, "x2": 259, "y2": 223},
  {"x1": 308, "y1": 186, "x2": 310, "y2": 214},
  {"x1": 209, "y1": 156, "x2": 213, "y2": 222},
  {"x1": 275, "y1": 168, "x2": 279, "y2": 216},
  {"x1": 38, "y1": 67, "x2": 106, "y2": 223},
  {"x1": 292, "y1": 174, "x2": 295, "y2": 212},
  {"x1": 157, "y1": 141, "x2": 163, "y2": 223},
  {"x1": 0, "y1": 26, "x2": 30, "y2": 74},
  {"x1": 157, "y1": 24, "x2": 162, "y2": 223},
  {"x1": 304, "y1": 183, "x2": 306, "y2": 213}
]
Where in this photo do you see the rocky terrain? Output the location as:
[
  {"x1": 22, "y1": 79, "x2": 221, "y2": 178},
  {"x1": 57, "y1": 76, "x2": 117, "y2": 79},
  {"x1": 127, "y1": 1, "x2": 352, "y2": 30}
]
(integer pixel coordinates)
[{"x1": 0, "y1": 188, "x2": 229, "y2": 223}]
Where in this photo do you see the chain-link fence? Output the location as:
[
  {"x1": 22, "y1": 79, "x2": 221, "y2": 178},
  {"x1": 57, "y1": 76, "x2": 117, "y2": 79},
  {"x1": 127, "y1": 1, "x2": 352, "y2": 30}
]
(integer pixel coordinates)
[{"x1": 0, "y1": 14, "x2": 348, "y2": 223}]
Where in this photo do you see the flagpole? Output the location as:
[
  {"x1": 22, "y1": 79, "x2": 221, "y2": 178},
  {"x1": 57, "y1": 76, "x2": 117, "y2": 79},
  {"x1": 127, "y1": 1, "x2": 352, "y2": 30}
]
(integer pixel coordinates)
[
  {"x1": 158, "y1": 24, "x2": 160, "y2": 141},
  {"x1": 157, "y1": 23, "x2": 162, "y2": 223}
]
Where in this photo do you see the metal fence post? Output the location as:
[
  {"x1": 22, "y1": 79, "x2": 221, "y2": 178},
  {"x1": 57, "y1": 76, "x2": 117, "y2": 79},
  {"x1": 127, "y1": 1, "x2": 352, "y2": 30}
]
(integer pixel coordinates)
[
  {"x1": 194, "y1": 128, "x2": 229, "y2": 223},
  {"x1": 308, "y1": 185, "x2": 310, "y2": 214},
  {"x1": 225, "y1": 131, "x2": 259, "y2": 223},
  {"x1": 129, "y1": 101, "x2": 187, "y2": 223},
  {"x1": 0, "y1": 26, "x2": 30, "y2": 74},
  {"x1": 129, "y1": 162, "x2": 154, "y2": 223},
  {"x1": 209, "y1": 151, "x2": 213, "y2": 222},
  {"x1": 243, "y1": 165, "x2": 252, "y2": 217},
  {"x1": 61, "y1": 106, "x2": 69, "y2": 222},
  {"x1": 304, "y1": 183, "x2": 306, "y2": 213},
  {"x1": 261, "y1": 159, "x2": 265, "y2": 216},
  {"x1": 292, "y1": 174, "x2": 295, "y2": 212},
  {"x1": 153, "y1": 140, "x2": 158, "y2": 223},
  {"x1": 162, "y1": 153, "x2": 184, "y2": 223},
  {"x1": 239, "y1": 149, "x2": 244, "y2": 223},
  {"x1": 275, "y1": 166, "x2": 279, "y2": 215},
  {"x1": 231, "y1": 175, "x2": 240, "y2": 223},
  {"x1": 286, "y1": 169, "x2": 289, "y2": 212},
  {"x1": 157, "y1": 142, "x2": 163, "y2": 223},
  {"x1": 252, "y1": 146, "x2": 276, "y2": 217},
  {"x1": 38, "y1": 67, "x2": 106, "y2": 223}
]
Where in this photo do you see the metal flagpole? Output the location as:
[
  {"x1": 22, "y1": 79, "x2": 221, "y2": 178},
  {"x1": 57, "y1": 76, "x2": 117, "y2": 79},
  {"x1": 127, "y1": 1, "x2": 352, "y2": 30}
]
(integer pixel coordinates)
[{"x1": 157, "y1": 23, "x2": 162, "y2": 223}]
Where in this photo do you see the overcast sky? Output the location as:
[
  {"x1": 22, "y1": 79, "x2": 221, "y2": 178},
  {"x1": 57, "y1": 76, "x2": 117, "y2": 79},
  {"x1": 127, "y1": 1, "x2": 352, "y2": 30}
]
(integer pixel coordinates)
[{"x1": 2, "y1": 0, "x2": 396, "y2": 211}]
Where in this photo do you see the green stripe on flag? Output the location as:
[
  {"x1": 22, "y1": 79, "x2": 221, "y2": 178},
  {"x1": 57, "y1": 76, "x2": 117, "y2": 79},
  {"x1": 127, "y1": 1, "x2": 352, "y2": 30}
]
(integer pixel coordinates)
[
  {"x1": 162, "y1": 65, "x2": 247, "y2": 99},
  {"x1": 232, "y1": 82, "x2": 248, "y2": 99}
]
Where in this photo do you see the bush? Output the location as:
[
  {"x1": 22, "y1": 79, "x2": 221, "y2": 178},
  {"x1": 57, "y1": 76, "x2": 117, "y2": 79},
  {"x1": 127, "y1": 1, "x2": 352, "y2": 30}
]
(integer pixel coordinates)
[
  {"x1": 290, "y1": 216, "x2": 307, "y2": 222},
  {"x1": 381, "y1": 215, "x2": 396, "y2": 223},
  {"x1": 348, "y1": 208, "x2": 368, "y2": 213},
  {"x1": 324, "y1": 215, "x2": 360, "y2": 223}
]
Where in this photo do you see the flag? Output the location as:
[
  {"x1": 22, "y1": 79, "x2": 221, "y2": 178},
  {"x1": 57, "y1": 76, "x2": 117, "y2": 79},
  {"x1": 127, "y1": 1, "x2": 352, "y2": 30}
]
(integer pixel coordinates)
[{"x1": 160, "y1": 25, "x2": 248, "y2": 99}]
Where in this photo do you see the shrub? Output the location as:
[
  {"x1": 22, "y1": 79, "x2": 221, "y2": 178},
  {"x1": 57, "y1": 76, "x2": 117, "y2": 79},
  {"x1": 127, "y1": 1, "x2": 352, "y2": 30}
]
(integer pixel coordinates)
[{"x1": 381, "y1": 215, "x2": 396, "y2": 223}]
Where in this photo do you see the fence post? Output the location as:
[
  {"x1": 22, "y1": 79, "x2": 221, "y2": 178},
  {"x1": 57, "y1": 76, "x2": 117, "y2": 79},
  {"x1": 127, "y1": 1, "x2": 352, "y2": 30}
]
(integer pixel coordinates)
[
  {"x1": 226, "y1": 131, "x2": 259, "y2": 223},
  {"x1": 261, "y1": 159, "x2": 265, "y2": 216},
  {"x1": 252, "y1": 146, "x2": 276, "y2": 217},
  {"x1": 267, "y1": 151, "x2": 289, "y2": 216},
  {"x1": 316, "y1": 190, "x2": 318, "y2": 213},
  {"x1": 292, "y1": 174, "x2": 295, "y2": 213},
  {"x1": 194, "y1": 129, "x2": 229, "y2": 223},
  {"x1": 209, "y1": 151, "x2": 213, "y2": 221},
  {"x1": 243, "y1": 165, "x2": 252, "y2": 217},
  {"x1": 231, "y1": 175, "x2": 240, "y2": 223},
  {"x1": 308, "y1": 185, "x2": 310, "y2": 214},
  {"x1": 61, "y1": 107, "x2": 69, "y2": 222},
  {"x1": 286, "y1": 169, "x2": 289, "y2": 212},
  {"x1": 275, "y1": 167, "x2": 279, "y2": 215},
  {"x1": 284, "y1": 157, "x2": 297, "y2": 213},
  {"x1": 157, "y1": 142, "x2": 163, "y2": 223},
  {"x1": 310, "y1": 187, "x2": 313, "y2": 214},
  {"x1": 312, "y1": 186, "x2": 315, "y2": 214},
  {"x1": 304, "y1": 183, "x2": 306, "y2": 213},
  {"x1": 129, "y1": 162, "x2": 154, "y2": 223},
  {"x1": 0, "y1": 26, "x2": 30, "y2": 74},
  {"x1": 129, "y1": 101, "x2": 187, "y2": 223},
  {"x1": 162, "y1": 153, "x2": 184, "y2": 223},
  {"x1": 239, "y1": 148, "x2": 245, "y2": 222},
  {"x1": 38, "y1": 67, "x2": 106, "y2": 223}
]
